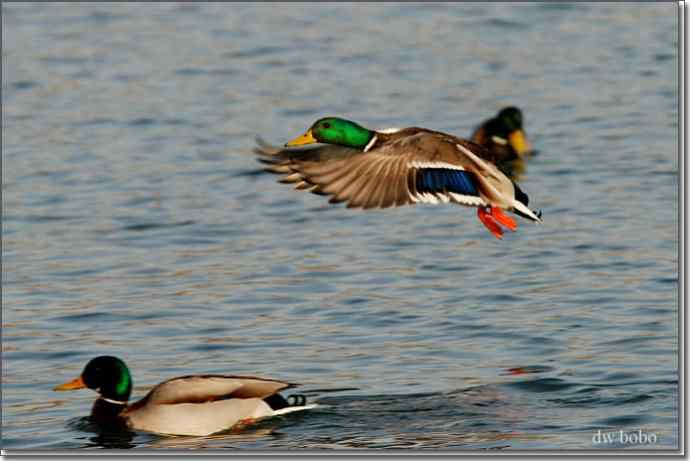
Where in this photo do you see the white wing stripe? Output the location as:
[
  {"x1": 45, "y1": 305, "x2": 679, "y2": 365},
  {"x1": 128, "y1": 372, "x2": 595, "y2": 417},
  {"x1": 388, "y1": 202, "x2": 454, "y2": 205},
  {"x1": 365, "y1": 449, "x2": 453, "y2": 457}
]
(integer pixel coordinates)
[
  {"x1": 449, "y1": 192, "x2": 486, "y2": 207},
  {"x1": 422, "y1": 193, "x2": 440, "y2": 204},
  {"x1": 408, "y1": 161, "x2": 466, "y2": 171},
  {"x1": 411, "y1": 192, "x2": 440, "y2": 204},
  {"x1": 411, "y1": 192, "x2": 485, "y2": 207}
]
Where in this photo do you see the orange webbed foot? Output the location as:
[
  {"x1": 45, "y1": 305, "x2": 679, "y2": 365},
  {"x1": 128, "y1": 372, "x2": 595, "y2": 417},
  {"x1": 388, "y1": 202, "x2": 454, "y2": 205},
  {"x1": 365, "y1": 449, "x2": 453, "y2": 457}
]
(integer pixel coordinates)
[
  {"x1": 477, "y1": 207, "x2": 504, "y2": 239},
  {"x1": 477, "y1": 206, "x2": 518, "y2": 239},
  {"x1": 490, "y1": 207, "x2": 517, "y2": 231}
]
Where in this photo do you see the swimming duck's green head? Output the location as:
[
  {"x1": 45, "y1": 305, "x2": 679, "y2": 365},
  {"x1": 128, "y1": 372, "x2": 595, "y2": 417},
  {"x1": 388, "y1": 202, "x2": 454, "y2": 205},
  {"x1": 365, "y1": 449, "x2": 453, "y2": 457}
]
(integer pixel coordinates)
[
  {"x1": 285, "y1": 117, "x2": 375, "y2": 150},
  {"x1": 54, "y1": 355, "x2": 132, "y2": 403}
]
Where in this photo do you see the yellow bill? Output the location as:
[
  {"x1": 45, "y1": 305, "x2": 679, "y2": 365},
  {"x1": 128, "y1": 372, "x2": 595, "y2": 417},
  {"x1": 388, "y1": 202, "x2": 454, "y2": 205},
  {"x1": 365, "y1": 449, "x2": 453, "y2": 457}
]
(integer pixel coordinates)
[
  {"x1": 508, "y1": 130, "x2": 532, "y2": 157},
  {"x1": 54, "y1": 376, "x2": 86, "y2": 391},
  {"x1": 285, "y1": 129, "x2": 317, "y2": 147}
]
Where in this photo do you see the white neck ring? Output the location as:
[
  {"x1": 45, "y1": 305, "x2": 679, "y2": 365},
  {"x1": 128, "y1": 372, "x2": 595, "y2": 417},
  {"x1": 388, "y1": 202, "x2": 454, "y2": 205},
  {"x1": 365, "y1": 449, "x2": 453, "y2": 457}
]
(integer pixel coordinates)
[
  {"x1": 100, "y1": 397, "x2": 127, "y2": 405},
  {"x1": 363, "y1": 134, "x2": 378, "y2": 152}
]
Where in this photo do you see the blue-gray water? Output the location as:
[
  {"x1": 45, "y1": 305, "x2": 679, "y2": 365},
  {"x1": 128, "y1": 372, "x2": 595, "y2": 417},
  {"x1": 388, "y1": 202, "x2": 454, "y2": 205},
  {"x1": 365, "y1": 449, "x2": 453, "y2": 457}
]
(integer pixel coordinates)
[{"x1": 2, "y1": 2, "x2": 679, "y2": 451}]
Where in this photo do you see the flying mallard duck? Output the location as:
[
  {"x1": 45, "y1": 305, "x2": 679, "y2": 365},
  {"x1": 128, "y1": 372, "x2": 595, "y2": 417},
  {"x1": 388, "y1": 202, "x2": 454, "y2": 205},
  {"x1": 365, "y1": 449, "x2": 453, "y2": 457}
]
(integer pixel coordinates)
[
  {"x1": 253, "y1": 107, "x2": 532, "y2": 179},
  {"x1": 54, "y1": 356, "x2": 312, "y2": 436},
  {"x1": 254, "y1": 117, "x2": 542, "y2": 239},
  {"x1": 470, "y1": 106, "x2": 532, "y2": 162}
]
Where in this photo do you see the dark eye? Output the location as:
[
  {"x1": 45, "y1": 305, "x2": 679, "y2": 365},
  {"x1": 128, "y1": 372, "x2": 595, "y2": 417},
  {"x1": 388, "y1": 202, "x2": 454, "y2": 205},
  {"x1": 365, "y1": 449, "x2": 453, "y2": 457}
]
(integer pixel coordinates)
[{"x1": 323, "y1": 122, "x2": 331, "y2": 129}]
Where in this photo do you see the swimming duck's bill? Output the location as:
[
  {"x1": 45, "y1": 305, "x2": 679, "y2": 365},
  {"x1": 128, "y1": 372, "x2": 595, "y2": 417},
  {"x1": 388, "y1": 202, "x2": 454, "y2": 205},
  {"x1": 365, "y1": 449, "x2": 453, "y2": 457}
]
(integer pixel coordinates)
[
  {"x1": 54, "y1": 376, "x2": 86, "y2": 391},
  {"x1": 508, "y1": 129, "x2": 532, "y2": 157},
  {"x1": 286, "y1": 129, "x2": 317, "y2": 147}
]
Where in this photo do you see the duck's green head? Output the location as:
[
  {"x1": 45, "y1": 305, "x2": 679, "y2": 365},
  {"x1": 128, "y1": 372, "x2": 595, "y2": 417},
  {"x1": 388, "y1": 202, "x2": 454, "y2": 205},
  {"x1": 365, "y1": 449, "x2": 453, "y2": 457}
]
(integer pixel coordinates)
[
  {"x1": 493, "y1": 107, "x2": 531, "y2": 157},
  {"x1": 286, "y1": 117, "x2": 375, "y2": 150},
  {"x1": 54, "y1": 356, "x2": 132, "y2": 403}
]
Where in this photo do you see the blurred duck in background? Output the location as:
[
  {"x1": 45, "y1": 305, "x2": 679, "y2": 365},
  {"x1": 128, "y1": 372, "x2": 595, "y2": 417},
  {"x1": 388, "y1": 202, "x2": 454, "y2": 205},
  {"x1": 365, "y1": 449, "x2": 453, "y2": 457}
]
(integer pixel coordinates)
[
  {"x1": 470, "y1": 106, "x2": 534, "y2": 180},
  {"x1": 470, "y1": 107, "x2": 532, "y2": 162}
]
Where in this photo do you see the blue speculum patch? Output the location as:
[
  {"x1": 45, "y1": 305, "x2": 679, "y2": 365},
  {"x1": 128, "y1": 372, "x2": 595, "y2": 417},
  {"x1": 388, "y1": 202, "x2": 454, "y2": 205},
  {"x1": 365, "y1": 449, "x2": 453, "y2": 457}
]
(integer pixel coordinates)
[{"x1": 416, "y1": 169, "x2": 479, "y2": 196}]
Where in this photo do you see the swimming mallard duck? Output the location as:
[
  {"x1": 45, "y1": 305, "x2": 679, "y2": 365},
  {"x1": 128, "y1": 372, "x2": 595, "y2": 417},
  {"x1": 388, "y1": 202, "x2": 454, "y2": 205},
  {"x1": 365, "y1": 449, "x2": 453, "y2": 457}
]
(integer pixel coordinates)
[
  {"x1": 54, "y1": 356, "x2": 311, "y2": 436},
  {"x1": 254, "y1": 117, "x2": 542, "y2": 239},
  {"x1": 470, "y1": 106, "x2": 532, "y2": 162}
]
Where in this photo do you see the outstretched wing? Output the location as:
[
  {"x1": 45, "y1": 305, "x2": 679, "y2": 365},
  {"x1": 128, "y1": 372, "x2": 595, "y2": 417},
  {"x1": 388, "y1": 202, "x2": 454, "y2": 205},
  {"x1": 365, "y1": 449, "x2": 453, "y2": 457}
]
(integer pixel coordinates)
[
  {"x1": 254, "y1": 137, "x2": 363, "y2": 191},
  {"x1": 257, "y1": 131, "x2": 493, "y2": 209},
  {"x1": 254, "y1": 137, "x2": 361, "y2": 174}
]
